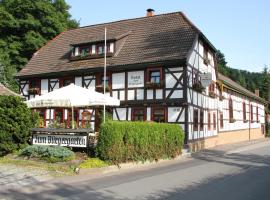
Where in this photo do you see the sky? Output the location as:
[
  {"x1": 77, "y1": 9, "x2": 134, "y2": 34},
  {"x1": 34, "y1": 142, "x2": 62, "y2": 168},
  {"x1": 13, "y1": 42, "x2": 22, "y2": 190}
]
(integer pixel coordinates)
[{"x1": 66, "y1": 0, "x2": 270, "y2": 72}]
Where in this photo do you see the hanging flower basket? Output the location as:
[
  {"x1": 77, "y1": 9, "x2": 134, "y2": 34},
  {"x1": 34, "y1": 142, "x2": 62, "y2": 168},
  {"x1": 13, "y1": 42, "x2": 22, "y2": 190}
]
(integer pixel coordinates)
[{"x1": 192, "y1": 82, "x2": 205, "y2": 93}]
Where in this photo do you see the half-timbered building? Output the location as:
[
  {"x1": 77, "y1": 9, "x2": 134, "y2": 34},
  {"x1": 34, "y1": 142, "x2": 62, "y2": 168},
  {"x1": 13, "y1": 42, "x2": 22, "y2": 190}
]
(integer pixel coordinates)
[{"x1": 16, "y1": 10, "x2": 267, "y2": 149}]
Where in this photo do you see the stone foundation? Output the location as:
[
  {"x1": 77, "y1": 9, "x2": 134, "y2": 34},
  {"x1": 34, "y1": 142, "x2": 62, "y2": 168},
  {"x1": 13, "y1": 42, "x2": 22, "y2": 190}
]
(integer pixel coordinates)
[{"x1": 188, "y1": 127, "x2": 265, "y2": 152}]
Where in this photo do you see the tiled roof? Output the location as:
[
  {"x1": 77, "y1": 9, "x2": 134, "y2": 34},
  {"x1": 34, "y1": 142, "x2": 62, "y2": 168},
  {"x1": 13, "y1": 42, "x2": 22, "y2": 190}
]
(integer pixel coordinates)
[
  {"x1": 218, "y1": 73, "x2": 267, "y2": 104},
  {"x1": 0, "y1": 84, "x2": 21, "y2": 97},
  {"x1": 17, "y1": 12, "x2": 199, "y2": 78}
]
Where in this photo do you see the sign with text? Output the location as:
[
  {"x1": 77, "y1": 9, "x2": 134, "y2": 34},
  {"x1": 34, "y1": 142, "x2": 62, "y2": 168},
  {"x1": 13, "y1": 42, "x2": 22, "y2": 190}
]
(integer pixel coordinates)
[
  {"x1": 201, "y1": 73, "x2": 212, "y2": 87},
  {"x1": 32, "y1": 134, "x2": 87, "y2": 148},
  {"x1": 128, "y1": 71, "x2": 144, "y2": 88}
]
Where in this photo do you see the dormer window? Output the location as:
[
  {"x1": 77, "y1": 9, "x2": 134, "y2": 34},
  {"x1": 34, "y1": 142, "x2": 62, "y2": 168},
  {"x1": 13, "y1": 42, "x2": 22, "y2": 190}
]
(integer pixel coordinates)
[
  {"x1": 70, "y1": 41, "x2": 115, "y2": 61},
  {"x1": 79, "y1": 46, "x2": 91, "y2": 56}
]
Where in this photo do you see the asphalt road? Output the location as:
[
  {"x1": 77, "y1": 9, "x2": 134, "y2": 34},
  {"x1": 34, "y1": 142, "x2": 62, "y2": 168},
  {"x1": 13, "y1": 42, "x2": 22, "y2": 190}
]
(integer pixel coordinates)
[{"x1": 1, "y1": 139, "x2": 270, "y2": 200}]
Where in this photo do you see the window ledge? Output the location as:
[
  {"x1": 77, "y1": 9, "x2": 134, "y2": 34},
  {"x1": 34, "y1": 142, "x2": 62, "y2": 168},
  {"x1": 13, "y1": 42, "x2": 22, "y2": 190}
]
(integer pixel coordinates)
[
  {"x1": 146, "y1": 81, "x2": 164, "y2": 89},
  {"x1": 70, "y1": 52, "x2": 114, "y2": 61}
]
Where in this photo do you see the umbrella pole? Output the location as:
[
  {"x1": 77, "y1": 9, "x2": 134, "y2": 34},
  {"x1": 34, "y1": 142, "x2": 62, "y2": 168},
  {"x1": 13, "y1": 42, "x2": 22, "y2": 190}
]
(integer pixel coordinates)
[{"x1": 72, "y1": 106, "x2": 74, "y2": 129}]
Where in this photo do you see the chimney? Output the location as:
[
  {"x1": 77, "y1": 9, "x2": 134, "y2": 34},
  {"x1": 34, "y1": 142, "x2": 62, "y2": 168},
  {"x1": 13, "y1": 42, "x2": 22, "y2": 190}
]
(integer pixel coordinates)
[
  {"x1": 255, "y1": 89, "x2": 260, "y2": 97},
  {"x1": 146, "y1": 8, "x2": 155, "y2": 17}
]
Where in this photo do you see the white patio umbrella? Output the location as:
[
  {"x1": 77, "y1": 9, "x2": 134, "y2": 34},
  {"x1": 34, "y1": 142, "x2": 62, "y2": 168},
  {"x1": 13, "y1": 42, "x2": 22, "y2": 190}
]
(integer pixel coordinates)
[{"x1": 26, "y1": 84, "x2": 120, "y2": 128}]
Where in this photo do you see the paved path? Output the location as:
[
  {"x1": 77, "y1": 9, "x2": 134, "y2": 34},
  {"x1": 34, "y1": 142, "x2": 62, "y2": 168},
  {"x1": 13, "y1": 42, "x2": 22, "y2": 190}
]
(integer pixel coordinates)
[
  {"x1": 1, "y1": 139, "x2": 270, "y2": 200},
  {"x1": 0, "y1": 164, "x2": 52, "y2": 190}
]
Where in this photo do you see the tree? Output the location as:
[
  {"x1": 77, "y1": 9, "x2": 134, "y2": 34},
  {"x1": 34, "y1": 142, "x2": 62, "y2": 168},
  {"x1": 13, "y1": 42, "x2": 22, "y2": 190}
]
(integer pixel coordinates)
[
  {"x1": 0, "y1": 96, "x2": 37, "y2": 155},
  {"x1": 0, "y1": 0, "x2": 79, "y2": 91}
]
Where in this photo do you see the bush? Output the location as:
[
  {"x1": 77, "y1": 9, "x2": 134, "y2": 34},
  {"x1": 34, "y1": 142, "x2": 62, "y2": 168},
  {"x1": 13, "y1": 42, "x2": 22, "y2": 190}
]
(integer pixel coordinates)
[
  {"x1": 0, "y1": 96, "x2": 37, "y2": 156},
  {"x1": 79, "y1": 158, "x2": 108, "y2": 169},
  {"x1": 266, "y1": 123, "x2": 270, "y2": 137},
  {"x1": 96, "y1": 121, "x2": 184, "y2": 164},
  {"x1": 19, "y1": 145, "x2": 75, "y2": 162}
]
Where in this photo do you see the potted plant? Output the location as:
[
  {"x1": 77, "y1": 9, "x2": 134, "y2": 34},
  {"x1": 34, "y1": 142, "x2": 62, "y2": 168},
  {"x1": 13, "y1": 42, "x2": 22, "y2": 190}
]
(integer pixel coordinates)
[
  {"x1": 28, "y1": 88, "x2": 40, "y2": 95},
  {"x1": 209, "y1": 91, "x2": 216, "y2": 98},
  {"x1": 192, "y1": 82, "x2": 205, "y2": 93},
  {"x1": 145, "y1": 81, "x2": 164, "y2": 89}
]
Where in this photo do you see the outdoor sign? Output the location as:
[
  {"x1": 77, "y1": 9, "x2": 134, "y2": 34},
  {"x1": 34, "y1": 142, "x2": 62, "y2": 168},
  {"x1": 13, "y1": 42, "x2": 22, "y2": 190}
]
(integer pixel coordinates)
[
  {"x1": 201, "y1": 73, "x2": 212, "y2": 87},
  {"x1": 32, "y1": 134, "x2": 87, "y2": 148},
  {"x1": 128, "y1": 71, "x2": 144, "y2": 88}
]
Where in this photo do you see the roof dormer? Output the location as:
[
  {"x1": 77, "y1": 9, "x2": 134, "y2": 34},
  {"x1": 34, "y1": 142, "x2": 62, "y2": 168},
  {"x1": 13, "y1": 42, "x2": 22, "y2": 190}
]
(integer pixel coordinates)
[{"x1": 70, "y1": 40, "x2": 115, "y2": 61}]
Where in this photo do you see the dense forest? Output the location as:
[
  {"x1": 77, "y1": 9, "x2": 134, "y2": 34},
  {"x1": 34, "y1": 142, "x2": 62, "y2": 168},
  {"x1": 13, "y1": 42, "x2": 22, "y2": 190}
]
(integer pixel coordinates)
[
  {"x1": 217, "y1": 50, "x2": 270, "y2": 109},
  {"x1": 0, "y1": 0, "x2": 79, "y2": 91}
]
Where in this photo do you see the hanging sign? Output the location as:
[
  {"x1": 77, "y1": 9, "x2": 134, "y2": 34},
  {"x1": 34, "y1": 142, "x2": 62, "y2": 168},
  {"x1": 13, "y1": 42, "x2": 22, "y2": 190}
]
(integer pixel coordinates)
[{"x1": 201, "y1": 73, "x2": 212, "y2": 87}]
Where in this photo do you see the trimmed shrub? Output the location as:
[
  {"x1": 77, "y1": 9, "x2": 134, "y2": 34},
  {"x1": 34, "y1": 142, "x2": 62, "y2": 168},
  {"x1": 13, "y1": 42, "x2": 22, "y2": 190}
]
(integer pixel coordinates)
[
  {"x1": 0, "y1": 96, "x2": 37, "y2": 156},
  {"x1": 19, "y1": 145, "x2": 75, "y2": 162},
  {"x1": 266, "y1": 123, "x2": 270, "y2": 137},
  {"x1": 96, "y1": 121, "x2": 184, "y2": 164}
]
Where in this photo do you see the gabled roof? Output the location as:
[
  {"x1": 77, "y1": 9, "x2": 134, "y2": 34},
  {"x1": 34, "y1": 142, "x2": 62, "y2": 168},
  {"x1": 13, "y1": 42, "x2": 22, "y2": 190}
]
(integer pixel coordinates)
[
  {"x1": 0, "y1": 84, "x2": 21, "y2": 97},
  {"x1": 218, "y1": 73, "x2": 267, "y2": 104},
  {"x1": 17, "y1": 12, "x2": 202, "y2": 78}
]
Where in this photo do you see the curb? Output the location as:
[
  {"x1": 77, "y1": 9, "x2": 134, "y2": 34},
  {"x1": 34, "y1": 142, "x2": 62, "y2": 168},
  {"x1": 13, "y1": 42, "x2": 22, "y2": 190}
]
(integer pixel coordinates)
[{"x1": 79, "y1": 152, "x2": 191, "y2": 175}]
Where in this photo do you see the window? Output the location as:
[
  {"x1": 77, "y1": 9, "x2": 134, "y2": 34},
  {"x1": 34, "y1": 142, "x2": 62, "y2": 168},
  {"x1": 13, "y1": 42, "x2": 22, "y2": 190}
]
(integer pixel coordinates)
[
  {"x1": 213, "y1": 113, "x2": 216, "y2": 130},
  {"x1": 243, "y1": 102, "x2": 247, "y2": 122},
  {"x1": 60, "y1": 77, "x2": 74, "y2": 87},
  {"x1": 101, "y1": 76, "x2": 109, "y2": 87},
  {"x1": 208, "y1": 112, "x2": 211, "y2": 130},
  {"x1": 96, "y1": 73, "x2": 111, "y2": 92},
  {"x1": 150, "y1": 71, "x2": 161, "y2": 84},
  {"x1": 82, "y1": 111, "x2": 92, "y2": 128},
  {"x1": 96, "y1": 43, "x2": 110, "y2": 55},
  {"x1": 66, "y1": 109, "x2": 79, "y2": 128},
  {"x1": 220, "y1": 112, "x2": 224, "y2": 129},
  {"x1": 209, "y1": 82, "x2": 215, "y2": 93},
  {"x1": 29, "y1": 79, "x2": 40, "y2": 89},
  {"x1": 132, "y1": 108, "x2": 146, "y2": 121},
  {"x1": 146, "y1": 68, "x2": 163, "y2": 85},
  {"x1": 203, "y1": 45, "x2": 209, "y2": 65},
  {"x1": 79, "y1": 46, "x2": 91, "y2": 55},
  {"x1": 229, "y1": 98, "x2": 234, "y2": 122},
  {"x1": 36, "y1": 109, "x2": 46, "y2": 127},
  {"x1": 256, "y1": 106, "x2": 259, "y2": 122},
  {"x1": 200, "y1": 110, "x2": 204, "y2": 131},
  {"x1": 250, "y1": 104, "x2": 253, "y2": 122},
  {"x1": 193, "y1": 109, "x2": 198, "y2": 131},
  {"x1": 54, "y1": 109, "x2": 64, "y2": 124},
  {"x1": 152, "y1": 107, "x2": 166, "y2": 122},
  {"x1": 28, "y1": 79, "x2": 41, "y2": 95}
]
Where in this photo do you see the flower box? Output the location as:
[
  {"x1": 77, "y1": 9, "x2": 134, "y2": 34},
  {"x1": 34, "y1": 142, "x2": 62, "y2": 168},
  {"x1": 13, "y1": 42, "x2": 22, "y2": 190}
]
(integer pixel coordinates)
[
  {"x1": 96, "y1": 85, "x2": 110, "y2": 92},
  {"x1": 192, "y1": 82, "x2": 205, "y2": 93},
  {"x1": 209, "y1": 91, "x2": 216, "y2": 98},
  {"x1": 28, "y1": 88, "x2": 40, "y2": 95},
  {"x1": 145, "y1": 81, "x2": 164, "y2": 89}
]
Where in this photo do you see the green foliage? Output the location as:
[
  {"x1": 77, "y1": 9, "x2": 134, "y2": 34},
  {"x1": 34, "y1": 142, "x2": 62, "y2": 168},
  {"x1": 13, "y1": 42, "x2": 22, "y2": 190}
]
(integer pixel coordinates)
[
  {"x1": 96, "y1": 121, "x2": 184, "y2": 164},
  {"x1": 266, "y1": 123, "x2": 270, "y2": 137},
  {"x1": 19, "y1": 145, "x2": 75, "y2": 162},
  {"x1": 0, "y1": 0, "x2": 79, "y2": 91},
  {"x1": 0, "y1": 96, "x2": 37, "y2": 155},
  {"x1": 217, "y1": 50, "x2": 270, "y2": 112},
  {"x1": 79, "y1": 158, "x2": 108, "y2": 169}
]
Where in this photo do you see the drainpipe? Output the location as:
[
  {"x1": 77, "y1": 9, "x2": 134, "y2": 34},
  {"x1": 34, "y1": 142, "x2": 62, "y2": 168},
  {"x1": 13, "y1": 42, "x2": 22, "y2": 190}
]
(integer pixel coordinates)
[{"x1": 249, "y1": 99, "x2": 251, "y2": 141}]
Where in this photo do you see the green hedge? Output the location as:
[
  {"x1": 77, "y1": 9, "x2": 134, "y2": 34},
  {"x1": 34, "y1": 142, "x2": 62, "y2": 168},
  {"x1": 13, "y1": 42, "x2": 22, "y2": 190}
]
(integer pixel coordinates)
[
  {"x1": 96, "y1": 121, "x2": 184, "y2": 164},
  {"x1": 19, "y1": 145, "x2": 75, "y2": 162},
  {"x1": 266, "y1": 123, "x2": 270, "y2": 137},
  {"x1": 0, "y1": 96, "x2": 37, "y2": 156}
]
